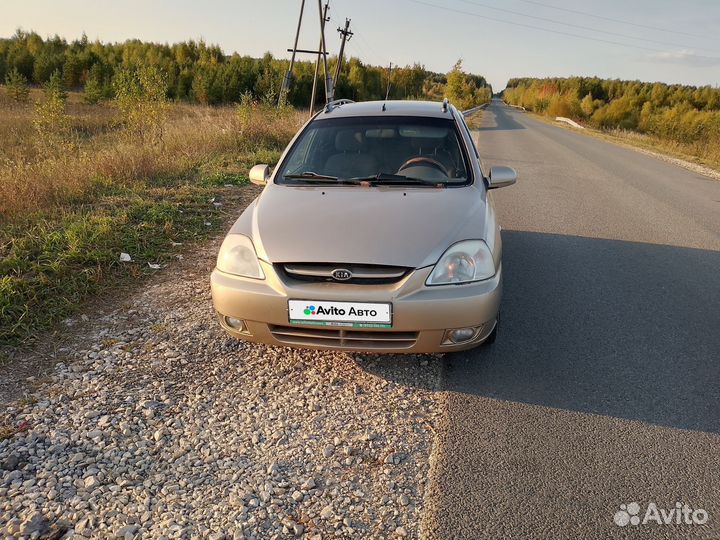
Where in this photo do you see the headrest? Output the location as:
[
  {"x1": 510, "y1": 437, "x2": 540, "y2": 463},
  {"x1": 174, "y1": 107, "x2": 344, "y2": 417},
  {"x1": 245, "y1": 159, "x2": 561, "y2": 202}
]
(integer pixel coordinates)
[{"x1": 335, "y1": 130, "x2": 363, "y2": 152}]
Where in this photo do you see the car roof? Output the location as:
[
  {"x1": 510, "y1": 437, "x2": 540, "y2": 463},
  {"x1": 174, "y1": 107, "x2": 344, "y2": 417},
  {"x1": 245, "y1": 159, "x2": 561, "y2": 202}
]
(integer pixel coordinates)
[{"x1": 318, "y1": 100, "x2": 456, "y2": 120}]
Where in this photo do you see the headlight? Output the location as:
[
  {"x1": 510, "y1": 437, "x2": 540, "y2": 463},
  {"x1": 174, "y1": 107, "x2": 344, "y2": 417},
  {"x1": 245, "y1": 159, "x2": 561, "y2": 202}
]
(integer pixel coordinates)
[
  {"x1": 426, "y1": 240, "x2": 495, "y2": 285},
  {"x1": 216, "y1": 234, "x2": 265, "y2": 279}
]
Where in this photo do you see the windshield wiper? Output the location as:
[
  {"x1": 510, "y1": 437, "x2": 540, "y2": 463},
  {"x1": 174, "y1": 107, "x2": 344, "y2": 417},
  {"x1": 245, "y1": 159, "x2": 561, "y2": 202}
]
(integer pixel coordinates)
[
  {"x1": 351, "y1": 172, "x2": 446, "y2": 187},
  {"x1": 283, "y1": 172, "x2": 362, "y2": 184},
  {"x1": 284, "y1": 171, "x2": 446, "y2": 187}
]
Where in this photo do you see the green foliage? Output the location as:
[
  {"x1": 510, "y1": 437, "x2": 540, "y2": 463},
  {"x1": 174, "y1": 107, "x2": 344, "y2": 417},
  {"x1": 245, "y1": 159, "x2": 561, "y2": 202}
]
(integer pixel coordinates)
[
  {"x1": 33, "y1": 70, "x2": 69, "y2": 145},
  {"x1": 83, "y1": 76, "x2": 103, "y2": 104},
  {"x1": 0, "y1": 31, "x2": 490, "y2": 107},
  {"x1": 44, "y1": 69, "x2": 67, "y2": 101},
  {"x1": 4, "y1": 67, "x2": 29, "y2": 103},
  {"x1": 444, "y1": 60, "x2": 492, "y2": 110},
  {"x1": 83, "y1": 63, "x2": 112, "y2": 104},
  {"x1": 113, "y1": 66, "x2": 168, "y2": 143},
  {"x1": 0, "y1": 187, "x2": 228, "y2": 344},
  {"x1": 503, "y1": 76, "x2": 720, "y2": 159}
]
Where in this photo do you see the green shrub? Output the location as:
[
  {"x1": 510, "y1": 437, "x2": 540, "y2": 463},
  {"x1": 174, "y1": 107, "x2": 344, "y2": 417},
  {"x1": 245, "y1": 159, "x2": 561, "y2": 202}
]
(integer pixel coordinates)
[
  {"x1": 4, "y1": 68, "x2": 30, "y2": 103},
  {"x1": 113, "y1": 66, "x2": 168, "y2": 144},
  {"x1": 33, "y1": 70, "x2": 70, "y2": 146}
]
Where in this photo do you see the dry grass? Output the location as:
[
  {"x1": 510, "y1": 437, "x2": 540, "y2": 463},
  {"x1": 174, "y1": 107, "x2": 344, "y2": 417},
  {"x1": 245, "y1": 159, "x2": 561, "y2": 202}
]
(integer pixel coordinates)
[
  {"x1": 0, "y1": 90, "x2": 302, "y2": 216},
  {"x1": 0, "y1": 88, "x2": 304, "y2": 345},
  {"x1": 465, "y1": 109, "x2": 484, "y2": 129},
  {"x1": 601, "y1": 127, "x2": 720, "y2": 171}
]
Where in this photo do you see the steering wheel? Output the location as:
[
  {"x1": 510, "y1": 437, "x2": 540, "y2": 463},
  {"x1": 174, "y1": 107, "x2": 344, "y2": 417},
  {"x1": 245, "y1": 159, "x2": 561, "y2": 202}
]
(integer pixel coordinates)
[{"x1": 397, "y1": 157, "x2": 449, "y2": 177}]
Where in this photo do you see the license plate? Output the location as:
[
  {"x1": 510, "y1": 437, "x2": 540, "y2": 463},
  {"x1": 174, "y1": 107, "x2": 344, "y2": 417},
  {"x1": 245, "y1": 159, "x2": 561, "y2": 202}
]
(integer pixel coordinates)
[{"x1": 288, "y1": 300, "x2": 392, "y2": 328}]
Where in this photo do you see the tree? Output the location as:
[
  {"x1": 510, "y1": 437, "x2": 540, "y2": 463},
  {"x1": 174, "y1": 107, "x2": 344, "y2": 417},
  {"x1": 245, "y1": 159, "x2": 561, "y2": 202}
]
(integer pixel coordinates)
[
  {"x1": 0, "y1": 31, "x2": 495, "y2": 106},
  {"x1": 83, "y1": 63, "x2": 112, "y2": 104},
  {"x1": 32, "y1": 50, "x2": 64, "y2": 83},
  {"x1": 83, "y1": 74, "x2": 103, "y2": 104},
  {"x1": 62, "y1": 52, "x2": 84, "y2": 88},
  {"x1": 580, "y1": 93, "x2": 595, "y2": 117},
  {"x1": 444, "y1": 59, "x2": 490, "y2": 110},
  {"x1": 44, "y1": 69, "x2": 67, "y2": 101},
  {"x1": 33, "y1": 70, "x2": 70, "y2": 145},
  {"x1": 113, "y1": 66, "x2": 168, "y2": 143},
  {"x1": 4, "y1": 67, "x2": 30, "y2": 102}
]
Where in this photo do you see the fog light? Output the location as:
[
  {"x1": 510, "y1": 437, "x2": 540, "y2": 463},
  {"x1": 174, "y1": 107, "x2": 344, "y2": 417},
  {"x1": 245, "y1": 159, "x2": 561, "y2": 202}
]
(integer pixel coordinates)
[
  {"x1": 225, "y1": 316, "x2": 246, "y2": 331},
  {"x1": 447, "y1": 327, "x2": 476, "y2": 343}
]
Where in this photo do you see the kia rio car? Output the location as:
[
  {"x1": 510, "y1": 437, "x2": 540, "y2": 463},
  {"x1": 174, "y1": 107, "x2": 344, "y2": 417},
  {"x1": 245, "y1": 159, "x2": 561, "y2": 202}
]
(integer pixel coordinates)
[{"x1": 211, "y1": 99, "x2": 516, "y2": 353}]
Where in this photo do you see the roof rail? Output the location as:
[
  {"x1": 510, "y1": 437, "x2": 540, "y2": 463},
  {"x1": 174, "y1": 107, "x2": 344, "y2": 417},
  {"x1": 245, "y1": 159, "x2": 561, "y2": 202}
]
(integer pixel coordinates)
[
  {"x1": 324, "y1": 99, "x2": 355, "y2": 113},
  {"x1": 441, "y1": 98, "x2": 449, "y2": 113}
]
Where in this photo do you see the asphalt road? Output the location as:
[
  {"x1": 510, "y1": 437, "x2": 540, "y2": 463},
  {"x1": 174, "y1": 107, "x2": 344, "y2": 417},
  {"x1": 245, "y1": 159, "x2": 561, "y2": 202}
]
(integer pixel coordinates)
[{"x1": 421, "y1": 99, "x2": 720, "y2": 539}]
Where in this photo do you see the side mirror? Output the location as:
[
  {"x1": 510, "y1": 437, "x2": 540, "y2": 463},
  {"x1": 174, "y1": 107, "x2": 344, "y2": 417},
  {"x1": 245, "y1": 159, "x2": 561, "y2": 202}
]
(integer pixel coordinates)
[
  {"x1": 249, "y1": 164, "x2": 271, "y2": 186},
  {"x1": 487, "y1": 166, "x2": 517, "y2": 189}
]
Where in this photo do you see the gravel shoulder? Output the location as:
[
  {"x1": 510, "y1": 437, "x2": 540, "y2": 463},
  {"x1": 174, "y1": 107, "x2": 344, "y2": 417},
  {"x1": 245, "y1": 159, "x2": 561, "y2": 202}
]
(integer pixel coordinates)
[{"x1": 0, "y1": 189, "x2": 442, "y2": 540}]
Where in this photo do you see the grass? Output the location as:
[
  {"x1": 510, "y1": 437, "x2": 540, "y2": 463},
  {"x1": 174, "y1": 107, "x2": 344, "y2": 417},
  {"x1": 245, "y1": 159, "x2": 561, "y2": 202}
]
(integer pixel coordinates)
[
  {"x1": 465, "y1": 109, "x2": 484, "y2": 129},
  {"x1": 589, "y1": 127, "x2": 720, "y2": 173},
  {"x1": 0, "y1": 88, "x2": 304, "y2": 346}
]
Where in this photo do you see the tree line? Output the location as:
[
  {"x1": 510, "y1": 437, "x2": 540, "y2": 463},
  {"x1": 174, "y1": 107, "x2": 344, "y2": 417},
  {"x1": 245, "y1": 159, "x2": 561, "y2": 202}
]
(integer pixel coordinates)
[
  {"x1": 502, "y1": 76, "x2": 720, "y2": 153},
  {"x1": 0, "y1": 29, "x2": 491, "y2": 107}
]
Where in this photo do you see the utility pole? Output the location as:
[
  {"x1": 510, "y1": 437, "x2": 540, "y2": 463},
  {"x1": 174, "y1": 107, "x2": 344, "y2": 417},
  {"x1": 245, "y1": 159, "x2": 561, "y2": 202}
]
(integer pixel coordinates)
[
  {"x1": 280, "y1": 0, "x2": 306, "y2": 106},
  {"x1": 317, "y1": 0, "x2": 331, "y2": 105},
  {"x1": 309, "y1": 1, "x2": 330, "y2": 117},
  {"x1": 385, "y1": 62, "x2": 394, "y2": 100},
  {"x1": 330, "y1": 18, "x2": 353, "y2": 102}
]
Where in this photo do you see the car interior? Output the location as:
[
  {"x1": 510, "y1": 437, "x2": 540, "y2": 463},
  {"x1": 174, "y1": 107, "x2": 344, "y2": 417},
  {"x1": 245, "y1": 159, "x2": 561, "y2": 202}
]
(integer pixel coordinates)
[{"x1": 281, "y1": 121, "x2": 470, "y2": 182}]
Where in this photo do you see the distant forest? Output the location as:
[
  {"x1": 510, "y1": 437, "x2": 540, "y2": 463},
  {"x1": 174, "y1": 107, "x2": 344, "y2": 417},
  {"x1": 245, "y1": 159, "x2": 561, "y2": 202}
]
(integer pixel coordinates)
[
  {"x1": 0, "y1": 29, "x2": 491, "y2": 107},
  {"x1": 503, "y1": 77, "x2": 720, "y2": 163}
]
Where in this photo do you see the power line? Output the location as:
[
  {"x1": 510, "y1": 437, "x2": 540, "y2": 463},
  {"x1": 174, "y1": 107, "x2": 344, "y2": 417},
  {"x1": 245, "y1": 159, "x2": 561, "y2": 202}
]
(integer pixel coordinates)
[
  {"x1": 348, "y1": 21, "x2": 391, "y2": 66},
  {"x1": 344, "y1": 31, "x2": 372, "y2": 63},
  {"x1": 511, "y1": 0, "x2": 713, "y2": 40},
  {"x1": 407, "y1": 0, "x2": 670, "y2": 53},
  {"x1": 454, "y1": 0, "x2": 719, "y2": 53}
]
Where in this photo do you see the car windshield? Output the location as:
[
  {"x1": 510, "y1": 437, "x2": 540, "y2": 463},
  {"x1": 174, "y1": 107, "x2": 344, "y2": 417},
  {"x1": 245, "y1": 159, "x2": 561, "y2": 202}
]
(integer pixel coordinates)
[{"x1": 276, "y1": 116, "x2": 471, "y2": 185}]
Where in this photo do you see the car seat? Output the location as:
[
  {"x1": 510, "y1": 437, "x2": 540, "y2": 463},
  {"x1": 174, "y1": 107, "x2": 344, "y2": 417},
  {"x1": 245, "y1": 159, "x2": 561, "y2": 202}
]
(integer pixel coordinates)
[{"x1": 324, "y1": 130, "x2": 379, "y2": 178}]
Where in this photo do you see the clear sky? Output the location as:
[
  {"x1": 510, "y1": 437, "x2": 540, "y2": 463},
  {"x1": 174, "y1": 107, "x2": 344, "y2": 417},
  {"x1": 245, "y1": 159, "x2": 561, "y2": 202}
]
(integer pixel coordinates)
[{"x1": 3, "y1": 0, "x2": 720, "y2": 90}]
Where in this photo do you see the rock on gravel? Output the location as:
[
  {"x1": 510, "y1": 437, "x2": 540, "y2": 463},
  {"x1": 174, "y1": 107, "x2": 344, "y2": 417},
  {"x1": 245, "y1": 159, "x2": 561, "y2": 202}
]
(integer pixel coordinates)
[{"x1": 0, "y1": 229, "x2": 441, "y2": 539}]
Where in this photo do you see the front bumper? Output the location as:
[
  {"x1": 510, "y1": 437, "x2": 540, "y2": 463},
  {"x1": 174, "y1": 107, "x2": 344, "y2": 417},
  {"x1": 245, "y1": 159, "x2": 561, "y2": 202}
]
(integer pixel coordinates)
[{"x1": 210, "y1": 261, "x2": 502, "y2": 353}]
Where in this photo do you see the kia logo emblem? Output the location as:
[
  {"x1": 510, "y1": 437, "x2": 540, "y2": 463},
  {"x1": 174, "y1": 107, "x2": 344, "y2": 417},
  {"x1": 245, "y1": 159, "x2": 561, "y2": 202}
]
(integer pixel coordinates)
[{"x1": 332, "y1": 269, "x2": 353, "y2": 281}]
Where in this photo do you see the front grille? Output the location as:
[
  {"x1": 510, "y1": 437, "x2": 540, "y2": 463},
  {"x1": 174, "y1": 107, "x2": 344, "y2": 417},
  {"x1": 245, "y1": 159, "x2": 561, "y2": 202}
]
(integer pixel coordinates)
[
  {"x1": 270, "y1": 324, "x2": 418, "y2": 349},
  {"x1": 279, "y1": 263, "x2": 410, "y2": 285}
]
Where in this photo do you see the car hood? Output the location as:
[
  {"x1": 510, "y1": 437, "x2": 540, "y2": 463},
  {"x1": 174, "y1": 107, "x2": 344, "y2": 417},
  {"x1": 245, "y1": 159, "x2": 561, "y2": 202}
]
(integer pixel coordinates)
[{"x1": 231, "y1": 184, "x2": 488, "y2": 268}]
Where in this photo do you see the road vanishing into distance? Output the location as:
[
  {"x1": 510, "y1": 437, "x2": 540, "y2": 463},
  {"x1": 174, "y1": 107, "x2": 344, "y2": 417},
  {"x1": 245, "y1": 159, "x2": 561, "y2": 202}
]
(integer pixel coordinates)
[{"x1": 421, "y1": 99, "x2": 720, "y2": 539}]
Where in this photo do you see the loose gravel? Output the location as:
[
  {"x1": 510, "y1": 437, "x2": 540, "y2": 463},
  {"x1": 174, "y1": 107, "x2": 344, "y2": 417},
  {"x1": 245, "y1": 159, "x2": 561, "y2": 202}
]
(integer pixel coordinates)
[{"x1": 0, "y1": 216, "x2": 442, "y2": 539}]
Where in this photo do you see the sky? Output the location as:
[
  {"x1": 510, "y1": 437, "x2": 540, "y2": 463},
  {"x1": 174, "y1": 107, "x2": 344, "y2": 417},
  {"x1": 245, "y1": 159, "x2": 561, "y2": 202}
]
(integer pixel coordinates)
[{"x1": 2, "y1": 0, "x2": 720, "y2": 91}]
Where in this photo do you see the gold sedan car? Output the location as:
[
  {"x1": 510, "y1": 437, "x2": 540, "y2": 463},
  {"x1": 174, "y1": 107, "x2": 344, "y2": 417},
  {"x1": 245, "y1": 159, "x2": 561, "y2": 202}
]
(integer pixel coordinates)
[{"x1": 211, "y1": 99, "x2": 516, "y2": 353}]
